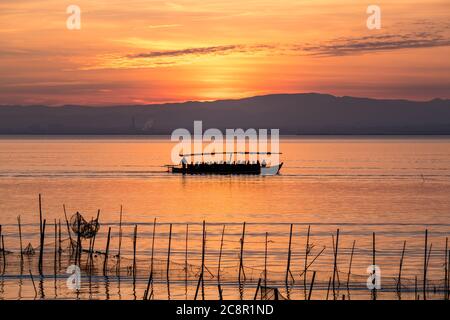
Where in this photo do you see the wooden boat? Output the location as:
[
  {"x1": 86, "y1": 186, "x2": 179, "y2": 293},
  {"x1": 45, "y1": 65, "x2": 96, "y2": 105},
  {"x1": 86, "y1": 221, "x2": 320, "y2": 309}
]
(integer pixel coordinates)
[{"x1": 167, "y1": 152, "x2": 283, "y2": 176}]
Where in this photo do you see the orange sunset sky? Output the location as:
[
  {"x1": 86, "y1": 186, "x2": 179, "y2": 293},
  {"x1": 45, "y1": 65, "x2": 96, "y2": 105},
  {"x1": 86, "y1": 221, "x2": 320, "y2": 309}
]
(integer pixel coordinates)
[{"x1": 0, "y1": 0, "x2": 449, "y2": 105}]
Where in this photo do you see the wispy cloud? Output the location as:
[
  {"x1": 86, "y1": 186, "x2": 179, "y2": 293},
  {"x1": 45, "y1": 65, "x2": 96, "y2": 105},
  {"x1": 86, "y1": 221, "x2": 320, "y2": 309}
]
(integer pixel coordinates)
[
  {"x1": 80, "y1": 44, "x2": 273, "y2": 70},
  {"x1": 127, "y1": 45, "x2": 244, "y2": 59},
  {"x1": 146, "y1": 24, "x2": 183, "y2": 29},
  {"x1": 299, "y1": 32, "x2": 450, "y2": 56}
]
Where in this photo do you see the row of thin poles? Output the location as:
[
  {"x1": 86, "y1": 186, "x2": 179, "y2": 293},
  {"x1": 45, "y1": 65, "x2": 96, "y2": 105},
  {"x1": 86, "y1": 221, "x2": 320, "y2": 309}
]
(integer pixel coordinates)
[{"x1": 1, "y1": 195, "x2": 450, "y2": 300}]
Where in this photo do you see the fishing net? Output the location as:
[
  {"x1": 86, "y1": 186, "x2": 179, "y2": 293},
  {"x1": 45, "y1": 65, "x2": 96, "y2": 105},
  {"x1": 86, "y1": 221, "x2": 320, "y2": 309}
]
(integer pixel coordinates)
[
  {"x1": 70, "y1": 212, "x2": 100, "y2": 239},
  {"x1": 22, "y1": 243, "x2": 35, "y2": 255}
]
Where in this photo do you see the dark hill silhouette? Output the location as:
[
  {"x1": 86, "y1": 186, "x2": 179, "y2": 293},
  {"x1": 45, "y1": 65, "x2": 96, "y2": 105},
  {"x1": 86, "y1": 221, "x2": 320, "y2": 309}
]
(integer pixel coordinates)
[{"x1": 0, "y1": 93, "x2": 449, "y2": 134}]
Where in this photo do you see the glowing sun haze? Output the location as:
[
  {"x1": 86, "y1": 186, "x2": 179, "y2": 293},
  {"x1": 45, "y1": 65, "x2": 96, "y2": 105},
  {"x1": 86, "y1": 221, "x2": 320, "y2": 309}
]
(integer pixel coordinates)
[{"x1": 0, "y1": 0, "x2": 449, "y2": 105}]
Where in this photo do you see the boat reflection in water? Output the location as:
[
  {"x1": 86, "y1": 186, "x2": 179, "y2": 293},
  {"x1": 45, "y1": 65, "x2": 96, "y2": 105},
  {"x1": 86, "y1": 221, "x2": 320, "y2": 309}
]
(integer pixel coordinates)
[{"x1": 167, "y1": 152, "x2": 283, "y2": 176}]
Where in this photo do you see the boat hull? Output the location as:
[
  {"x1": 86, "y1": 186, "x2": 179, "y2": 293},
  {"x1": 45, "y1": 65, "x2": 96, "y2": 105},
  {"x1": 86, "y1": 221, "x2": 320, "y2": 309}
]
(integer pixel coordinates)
[{"x1": 170, "y1": 163, "x2": 283, "y2": 175}]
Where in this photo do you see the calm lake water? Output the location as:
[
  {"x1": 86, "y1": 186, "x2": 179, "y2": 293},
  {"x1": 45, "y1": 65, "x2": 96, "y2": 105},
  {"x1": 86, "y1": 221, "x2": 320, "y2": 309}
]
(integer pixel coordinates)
[{"x1": 0, "y1": 136, "x2": 449, "y2": 300}]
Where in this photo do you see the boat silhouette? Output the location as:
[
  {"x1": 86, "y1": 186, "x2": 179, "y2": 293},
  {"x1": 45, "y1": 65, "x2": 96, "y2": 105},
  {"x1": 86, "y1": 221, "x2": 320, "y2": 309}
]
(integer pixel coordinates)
[{"x1": 167, "y1": 152, "x2": 283, "y2": 176}]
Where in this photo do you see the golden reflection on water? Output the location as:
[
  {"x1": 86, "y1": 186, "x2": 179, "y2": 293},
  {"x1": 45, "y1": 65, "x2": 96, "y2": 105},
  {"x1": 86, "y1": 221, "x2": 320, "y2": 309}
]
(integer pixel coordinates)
[{"x1": 0, "y1": 137, "x2": 449, "y2": 299}]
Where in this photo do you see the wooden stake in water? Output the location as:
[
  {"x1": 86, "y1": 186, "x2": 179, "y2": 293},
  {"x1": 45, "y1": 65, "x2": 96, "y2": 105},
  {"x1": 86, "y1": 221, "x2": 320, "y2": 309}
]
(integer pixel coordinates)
[
  {"x1": 254, "y1": 278, "x2": 262, "y2": 300},
  {"x1": 238, "y1": 222, "x2": 246, "y2": 284},
  {"x1": 332, "y1": 229, "x2": 339, "y2": 300},
  {"x1": 397, "y1": 240, "x2": 406, "y2": 297},
  {"x1": 132, "y1": 225, "x2": 137, "y2": 283},
  {"x1": 308, "y1": 271, "x2": 317, "y2": 300},
  {"x1": 144, "y1": 218, "x2": 157, "y2": 300},
  {"x1": 326, "y1": 277, "x2": 331, "y2": 300},
  {"x1": 372, "y1": 232, "x2": 376, "y2": 300},
  {"x1": 29, "y1": 269, "x2": 37, "y2": 298},
  {"x1": 38, "y1": 195, "x2": 44, "y2": 273},
  {"x1": 103, "y1": 227, "x2": 111, "y2": 275},
  {"x1": 54, "y1": 219, "x2": 57, "y2": 276},
  {"x1": 444, "y1": 237, "x2": 448, "y2": 300},
  {"x1": 17, "y1": 216, "x2": 24, "y2": 264},
  {"x1": 1, "y1": 234, "x2": 5, "y2": 274},
  {"x1": 346, "y1": 240, "x2": 355, "y2": 289},
  {"x1": 0, "y1": 225, "x2": 2, "y2": 274},
  {"x1": 117, "y1": 206, "x2": 123, "y2": 263},
  {"x1": 194, "y1": 221, "x2": 206, "y2": 300},
  {"x1": 63, "y1": 205, "x2": 73, "y2": 249},
  {"x1": 217, "y1": 225, "x2": 225, "y2": 300},
  {"x1": 75, "y1": 214, "x2": 82, "y2": 265},
  {"x1": 285, "y1": 224, "x2": 294, "y2": 287},
  {"x1": 166, "y1": 223, "x2": 172, "y2": 299},
  {"x1": 264, "y1": 232, "x2": 268, "y2": 288},
  {"x1": 38, "y1": 219, "x2": 46, "y2": 275},
  {"x1": 38, "y1": 194, "x2": 43, "y2": 236},
  {"x1": 58, "y1": 219, "x2": 62, "y2": 256},
  {"x1": 185, "y1": 223, "x2": 189, "y2": 297},
  {"x1": 88, "y1": 210, "x2": 100, "y2": 270},
  {"x1": 304, "y1": 225, "x2": 311, "y2": 298},
  {"x1": 414, "y1": 276, "x2": 418, "y2": 300},
  {"x1": 201, "y1": 221, "x2": 206, "y2": 300},
  {"x1": 447, "y1": 249, "x2": 450, "y2": 300},
  {"x1": 423, "y1": 229, "x2": 428, "y2": 300}
]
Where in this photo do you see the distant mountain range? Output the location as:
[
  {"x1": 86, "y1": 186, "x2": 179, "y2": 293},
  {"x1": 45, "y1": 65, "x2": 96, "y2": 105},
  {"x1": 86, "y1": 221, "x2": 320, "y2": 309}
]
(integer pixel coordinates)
[{"x1": 1, "y1": 93, "x2": 449, "y2": 135}]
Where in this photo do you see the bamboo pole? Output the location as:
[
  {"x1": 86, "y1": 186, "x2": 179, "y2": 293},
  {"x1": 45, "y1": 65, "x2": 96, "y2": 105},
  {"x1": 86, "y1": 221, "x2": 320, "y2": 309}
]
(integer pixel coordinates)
[
  {"x1": 194, "y1": 221, "x2": 206, "y2": 300},
  {"x1": 38, "y1": 195, "x2": 43, "y2": 273},
  {"x1": 38, "y1": 194, "x2": 43, "y2": 236},
  {"x1": 103, "y1": 227, "x2": 111, "y2": 275},
  {"x1": 397, "y1": 240, "x2": 406, "y2": 297},
  {"x1": 88, "y1": 210, "x2": 100, "y2": 270},
  {"x1": 331, "y1": 234, "x2": 341, "y2": 286},
  {"x1": 238, "y1": 222, "x2": 246, "y2": 284},
  {"x1": 447, "y1": 249, "x2": 450, "y2": 300},
  {"x1": 201, "y1": 221, "x2": 206, "y2": 300},
  {"x1": 1, "y1": 235, "x2": 5, "y2": 274},
  {"x1": 326, "y1": 276, "x2": 331, "y2": 300},
  {"x1": 117, "y1": 206, "x2": 123, "y2": 264},
  {"x1": 298, "y1": 246, "x2": 326, "y2": 278},
  {"x1": 217, "y1": 225, "x2": 225, "y2": 300},
  {"x1": 0, "y1": 225, "x2": 2, "y2": 274},
  {"x1": 253, "y1": 278, "x2": 262, "y2": 300},
  {"x1": 304, "y1": 225, "x2": 311, "y2": 298},
  {"x1": 38, "y1": 219, "x2": 46, "y2": 275},
  {"x1": 346, "y1": 240, "x2": 355, "y2": 289},
  {"x1": 285, "y1": 224, "x2": 294, "y2": 287},
  {"x1": 332, "y1": 229, "x2": 339, "y2": 299},
  {"x1": 144, "y1": 218, "x2": 157, "y2": 300},
  {"x1": 58, "y1": 219, "x2": 62, "y2": 257},
  {"x1": 372, "y1": 232, "x2": 376, "y2": 300},
  {"x1": 423, "y1": 229, "x2": 428, "y2": 300},
  {"x1": 75, "y1": 213, "x2": 81, "y2": 265},
  {"x1": 29, "y1": 270, "x2": 37, "y2": 298},
  {"x1": 132, "y1": 225, "x2": 137, "y2": 283},
  {"x1": 308, "y1": 271, "x2": 316, "y2": 300},
  {"x1": 54, "y1": 219, "x2": 57, "y2": 276},
  {"x1": 18, "y1": 216, "x2": 23, "y2": 263},
  {"x1": 264, "y1": 232, "x2": 268, "y2": 288},
  {"x1": 444, "y1": 237, "x2": 448, "y2": 300},
  {"x1": 415, "y1": 276, "x2": 418, "y2": 300},
  {"x1": 63, "y1": 205, "x2": 73, "y2": 253},
  {"x1": 185, "y1": 223, "x2": 189, "y2": 298},
  {"x1": 166, "y1": 223, "x2": 172, "y2": 299}
]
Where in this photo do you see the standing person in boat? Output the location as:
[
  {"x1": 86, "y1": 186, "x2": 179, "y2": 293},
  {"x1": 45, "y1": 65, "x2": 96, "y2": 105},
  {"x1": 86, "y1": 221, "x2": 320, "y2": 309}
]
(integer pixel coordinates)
[{"x1": 181, "y1": 156, "x2": 188, "y2": 170}]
